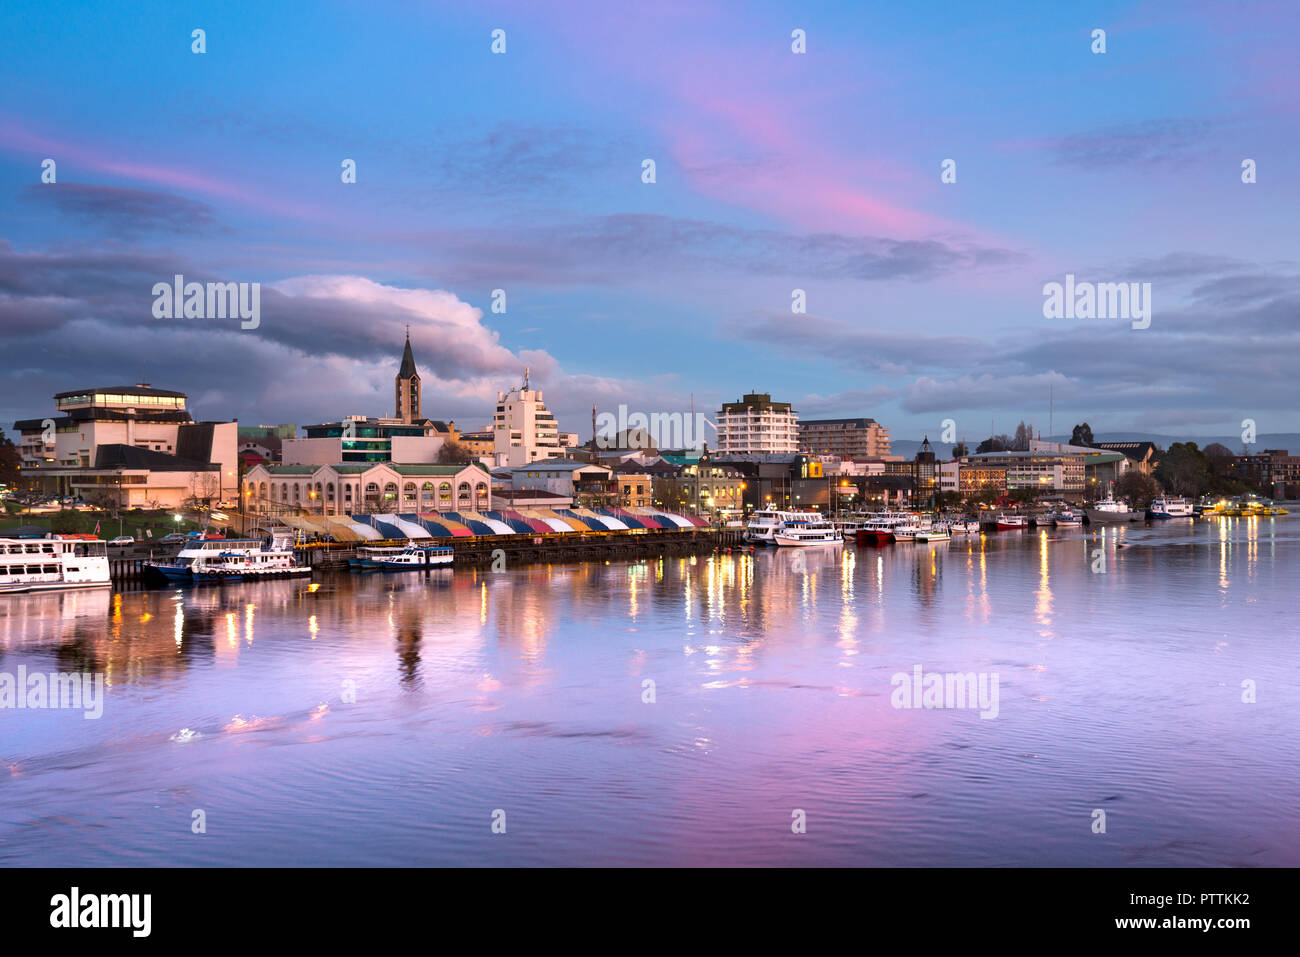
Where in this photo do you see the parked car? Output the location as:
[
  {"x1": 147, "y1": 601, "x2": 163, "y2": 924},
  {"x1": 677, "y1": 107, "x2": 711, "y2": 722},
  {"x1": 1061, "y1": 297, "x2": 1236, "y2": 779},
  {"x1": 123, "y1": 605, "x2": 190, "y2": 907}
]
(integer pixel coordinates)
[
  {"x1": 108, "y1": 536, "x2": 135, "y2": 547},
  {"x1": 159, "y1": 532, "x2": 188, "y2": 543}
]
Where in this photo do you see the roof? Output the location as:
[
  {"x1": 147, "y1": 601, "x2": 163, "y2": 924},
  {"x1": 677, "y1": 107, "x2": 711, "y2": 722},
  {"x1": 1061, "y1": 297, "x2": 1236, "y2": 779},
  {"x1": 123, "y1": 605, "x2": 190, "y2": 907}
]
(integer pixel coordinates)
[
  {"x1": 1094, "y1": 441, "x2": 1158, "y2": 460},
  {"x1": 799, "y1": 417, "x2": 880, "y2": 427},
  {"x1": 502, "y1": 458, "x2": 597, "y2": 472},
  {"x1": 54, "y1": 385, "x2": 187, "y2": 399},
  {"x1": 92, "y1": 444, "x2": 217, "y2": 471}
]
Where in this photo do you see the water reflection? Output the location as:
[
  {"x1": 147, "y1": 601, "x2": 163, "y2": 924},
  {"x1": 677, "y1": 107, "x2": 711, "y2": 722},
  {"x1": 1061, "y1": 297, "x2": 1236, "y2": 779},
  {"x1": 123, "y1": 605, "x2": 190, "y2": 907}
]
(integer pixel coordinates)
[{"x1": 1, "y1": 517, "x2": 1297, "y2": 867}]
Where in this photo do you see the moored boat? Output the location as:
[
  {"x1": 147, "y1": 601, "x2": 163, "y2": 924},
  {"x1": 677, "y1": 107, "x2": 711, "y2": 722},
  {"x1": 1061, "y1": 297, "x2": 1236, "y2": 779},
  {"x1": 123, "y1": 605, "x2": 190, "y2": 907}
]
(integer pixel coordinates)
[
  {"x1": 144, "y1": 533, "x2": 310, "y2": 584},
  {"x1": 773, "y1": 516, "x2": 842, "y2": 546},
  {"x1": 0, "y1": 537, "x2": 110, "y2": 593},
  {"x1": 374, "y1": 543, "x2": 455, "y2": 568},
  {"x1": 1053, "y1": 508, "x2": 1082, "y2": 527},
  {"x1": 1084, "y1": 494, "x2": 1143, "y2": 524},
  {"x1": 995, "y1": 513, "x2": 1028, "y2": 530},
  {"x1": 1149, "y1": 496, "x2": 1193, "y2": 518}
]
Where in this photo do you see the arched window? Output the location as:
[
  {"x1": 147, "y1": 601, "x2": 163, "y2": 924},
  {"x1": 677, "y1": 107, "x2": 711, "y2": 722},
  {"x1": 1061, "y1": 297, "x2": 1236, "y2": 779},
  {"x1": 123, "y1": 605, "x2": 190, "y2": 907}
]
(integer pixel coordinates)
[
  {"x1": 403, "y1": 482, "x2": 417, "y2": 504},
  {"x1": 326, "y1": 483, "x2": 335, "y2": 501},
  {"x1": 439, "y1": 482, "x2": 451, "y2": 501},
  {"x1": 383, "y1": 482, "x2": 398, "y2": 502},
  {"x1": 457, "y1": 482, "x2": 471, "y2": 503},
  {"x1": 475, "y1": 482, "x2": 488, "y2": 508}
]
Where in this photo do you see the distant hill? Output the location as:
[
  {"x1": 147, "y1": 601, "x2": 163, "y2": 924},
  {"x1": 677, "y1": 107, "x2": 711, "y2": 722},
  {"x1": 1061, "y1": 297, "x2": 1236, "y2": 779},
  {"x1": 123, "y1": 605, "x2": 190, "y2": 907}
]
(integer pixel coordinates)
[{"x1": 885, "y1": 434, "x2": 1300, "y2": 461}]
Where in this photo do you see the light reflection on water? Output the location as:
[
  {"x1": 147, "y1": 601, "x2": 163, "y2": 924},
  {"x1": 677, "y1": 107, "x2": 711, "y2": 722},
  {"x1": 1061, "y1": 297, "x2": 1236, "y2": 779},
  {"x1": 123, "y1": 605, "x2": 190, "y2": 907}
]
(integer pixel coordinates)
[{"x1": 0, "y1": 517, "x2": 1297, "y2": 866}]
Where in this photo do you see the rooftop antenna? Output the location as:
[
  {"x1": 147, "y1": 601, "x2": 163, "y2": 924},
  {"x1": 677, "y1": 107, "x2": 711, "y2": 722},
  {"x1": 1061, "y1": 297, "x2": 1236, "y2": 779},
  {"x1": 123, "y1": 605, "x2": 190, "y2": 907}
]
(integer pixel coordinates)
[
  {"x1": 523, "y1": 366, "x2": 530, "y2": 390},
  {"x1": 1049, "y1": 383, "x2": 1054, "y2": 440}
]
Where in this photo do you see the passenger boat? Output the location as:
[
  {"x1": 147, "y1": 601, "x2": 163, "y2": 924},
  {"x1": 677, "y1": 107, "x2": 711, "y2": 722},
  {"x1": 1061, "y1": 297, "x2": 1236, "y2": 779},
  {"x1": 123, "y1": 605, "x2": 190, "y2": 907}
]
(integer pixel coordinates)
[
  {"x1": 745, "y1": 509, "x2": 821, "y2": 545},
  {"x1": 995, "y1": 513, "x2": 1028, "y2": 529},
  {"x1": 144, "y1": 533, "x2": 310, "y2": 583},
  {"x1": 1149, "y1": 496, "x2": 1193, "y2": 518},
  {"x1": 1084, "y1": 494, "x2": 1143, "y2": 524},
  {"x1": 1053, "y1": 508, "x2": 1082, "y2": 527},
  {"x1": 0, "y1": 537, "x2": 110, "y2": 593},
  {"x1": 374, "y1": 543, "x2": 455, "y2": 568},
  {"x1": 350, "y1": 545, "x2": 409, "y2": 569},
  {"x1": 773, "y1": 516, "x2": 842, "y2": 547},
  {"x1": 915, "y1": 524, "x2": 951, "y2": 542}
]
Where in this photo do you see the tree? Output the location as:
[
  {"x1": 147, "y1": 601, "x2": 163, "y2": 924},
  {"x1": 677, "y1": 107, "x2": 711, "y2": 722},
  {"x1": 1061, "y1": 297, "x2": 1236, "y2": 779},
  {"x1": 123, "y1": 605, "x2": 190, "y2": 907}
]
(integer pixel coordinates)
[
  {"x1": 1070, "y1": 422, "x2": 1095, "y2": 447},
  {"x1": 1154, "y1": 442, "x2": 1210, "y2": 497},
  {"x1": 436, "y1": 440, "x2": 474, "y2": 465},
  {"x1": 975, "y1": 435, "x2": 1012, "y2": 454},
  {"x1": 1011, "y1": 421, "x2": 1032, "y2": 451},
  {"x1": 1115, "y1": 469, "x2": 1161, "y2": 504},
  {"x1": 951, "y1": 440, "x2": 968, "y2": 458},
  {"x1": 0, "y1": 429, "x2": 20, "y2": 489}
]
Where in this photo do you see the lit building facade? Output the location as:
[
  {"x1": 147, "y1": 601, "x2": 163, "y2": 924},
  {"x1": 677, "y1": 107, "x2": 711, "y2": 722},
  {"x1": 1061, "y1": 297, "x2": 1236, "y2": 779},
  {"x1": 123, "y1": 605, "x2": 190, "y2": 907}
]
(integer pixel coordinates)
[{"x1": 715, "y1": 393, "x2": 799, "y2": 454}]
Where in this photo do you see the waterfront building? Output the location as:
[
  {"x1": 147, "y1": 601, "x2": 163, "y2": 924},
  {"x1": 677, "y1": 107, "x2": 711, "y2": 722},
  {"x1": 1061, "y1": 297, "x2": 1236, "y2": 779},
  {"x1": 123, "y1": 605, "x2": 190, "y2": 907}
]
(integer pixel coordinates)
[
  {"x1": 914, "y1": 436, "x2": 938, "y2": 501},
  {"x1": 13, "y1": 384, "x2": 238, "y2": 506},
  {"x1": 242, "y1": 461, "x2": 491, "y2": 516},
  {"x1": 1234, "y1": 449, "x2": 1300, "y2": 497},
  {"x1": 799, "y1": 417, "x2": 892, "y2": 459},
  {"x1": 959, "y1": 450, "x2": 1085, "y2": 493},
  {"x1": 715, "y1": 393, "x2": 799, "y2": 455},
  {"x1": 493, "y1": 370, "x2": 562, "y2": 467}
]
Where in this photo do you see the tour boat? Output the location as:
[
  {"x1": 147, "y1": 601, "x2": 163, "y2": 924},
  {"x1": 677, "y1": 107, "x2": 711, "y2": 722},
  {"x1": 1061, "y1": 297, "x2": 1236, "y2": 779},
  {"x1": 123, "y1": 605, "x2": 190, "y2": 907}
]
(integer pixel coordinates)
[
  {"x1": 374, "y1": 543, "x2": 455, "y2": 568},
  {"x1": 891, "y1": 516, "x2": 932, "y2": 542},
  {"x1": 773, "y1": 516, "x2": 842, "y2": 547},
  {"x1": 995, "y1": 513, "x2": 1028, "y2": 529},
  {"x1": 915, "y1": 524, "x2": 951, "y2": 542},
  {"x1": 144, "y1": 533, "x2": 310, "y2": 583},
  {"x1": 1149, "y1": 496, "x2": 1193, "y2": 518},
  {"x1": 0, "y1": 537, "x2": 110, "y2": 594}
]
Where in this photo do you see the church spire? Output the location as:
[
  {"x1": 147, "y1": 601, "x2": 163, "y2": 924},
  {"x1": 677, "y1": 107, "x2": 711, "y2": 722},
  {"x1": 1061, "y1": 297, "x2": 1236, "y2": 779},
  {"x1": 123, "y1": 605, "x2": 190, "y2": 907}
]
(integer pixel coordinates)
[{"x1": 396, "y1": 328, "x2": 421, "y2": 423}]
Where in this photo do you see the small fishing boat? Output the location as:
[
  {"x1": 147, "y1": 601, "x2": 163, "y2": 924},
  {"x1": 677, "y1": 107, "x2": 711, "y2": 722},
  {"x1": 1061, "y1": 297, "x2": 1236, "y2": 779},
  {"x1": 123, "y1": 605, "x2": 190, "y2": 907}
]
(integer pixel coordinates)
[
  {"x1": 995, "y1": 513, "x2": 1028, "y2": 530},
  {"x1": 1053, "y1": 508, "x2": 1082, "y2": 527}
]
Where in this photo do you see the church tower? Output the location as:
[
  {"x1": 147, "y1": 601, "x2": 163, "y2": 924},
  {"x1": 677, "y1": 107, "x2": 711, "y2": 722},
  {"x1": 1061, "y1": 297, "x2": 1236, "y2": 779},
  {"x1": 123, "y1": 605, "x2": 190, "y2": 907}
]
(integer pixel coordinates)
[{"x1": 396, "y1": 328, "x2": 421, "y2": 424}]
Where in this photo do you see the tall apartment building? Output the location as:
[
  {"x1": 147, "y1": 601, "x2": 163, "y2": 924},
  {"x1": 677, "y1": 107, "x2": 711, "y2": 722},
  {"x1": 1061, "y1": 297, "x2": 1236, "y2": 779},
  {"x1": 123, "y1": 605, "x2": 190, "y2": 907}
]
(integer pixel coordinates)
[
  {"x1": 715, "y1": 393, "x2": 799, "y2": 455},
  {"x1": 493, "y1": 370, "x2": 561, "y2": 467},
  {"x1": 799, "y1": 417, "x2": 892, "y2": 459}
]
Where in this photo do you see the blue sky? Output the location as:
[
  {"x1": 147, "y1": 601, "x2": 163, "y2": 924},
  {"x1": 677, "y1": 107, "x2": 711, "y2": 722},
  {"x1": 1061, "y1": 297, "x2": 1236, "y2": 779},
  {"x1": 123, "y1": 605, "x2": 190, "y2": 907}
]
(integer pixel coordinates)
[{"x1": 1, "y1": 0, "x2": 1297, "y2": 443}]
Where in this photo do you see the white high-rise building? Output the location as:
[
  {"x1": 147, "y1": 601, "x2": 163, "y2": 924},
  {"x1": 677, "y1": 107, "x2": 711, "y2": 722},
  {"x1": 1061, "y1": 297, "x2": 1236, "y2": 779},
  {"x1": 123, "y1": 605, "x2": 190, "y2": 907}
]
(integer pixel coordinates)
[
  {"x1": 492, "y1": 370, "x2": 562, "y2": 467},
  {"x1": 715, "y1": 393, "x2": 799, "y2": 455}
]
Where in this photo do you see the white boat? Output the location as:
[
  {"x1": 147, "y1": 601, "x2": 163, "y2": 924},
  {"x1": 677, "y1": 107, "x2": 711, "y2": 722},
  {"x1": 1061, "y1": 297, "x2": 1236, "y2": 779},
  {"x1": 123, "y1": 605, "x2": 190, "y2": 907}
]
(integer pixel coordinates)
[
  {"x1": 374, "y1": 543, "x2": 455, "y2": 568},
  {"x1": 773, "y1": 516, "x2": 842, "y2": 547},
  {"x1": 745, "y1": 509, "x2": 821, "y2": 545},
  {"x1": 892, "y1": 516, "x2": 933, "y2": 542},
  {"x1": 351, "y1": 545, "x2": 409, "y2": 569},
  {"x1": 995, "y1": 513, "x2": 1028, "y2": 529},
  {"x1": 1150, "y1": 496, "x2": 1193, "y2": 518},
  {"x1": 1085, "y1": 494, "x2": 1143, "y2": 525},
  {"x1": 915, "y1": 524, "x2": 951, "y2": 542},
  {"x1": 144, "y1": 533, "x2": 310, "y2": 583},
  {"x1": 0, "y1": 537, "x2": 110, "y2": 593}
]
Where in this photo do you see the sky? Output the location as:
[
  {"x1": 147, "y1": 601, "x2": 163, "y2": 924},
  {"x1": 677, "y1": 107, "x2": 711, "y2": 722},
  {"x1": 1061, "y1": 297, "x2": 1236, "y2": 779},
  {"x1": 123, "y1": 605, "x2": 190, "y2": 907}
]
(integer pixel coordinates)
[{"x1": 1, "y1": 0, "x2": 1297, "y2": 445}]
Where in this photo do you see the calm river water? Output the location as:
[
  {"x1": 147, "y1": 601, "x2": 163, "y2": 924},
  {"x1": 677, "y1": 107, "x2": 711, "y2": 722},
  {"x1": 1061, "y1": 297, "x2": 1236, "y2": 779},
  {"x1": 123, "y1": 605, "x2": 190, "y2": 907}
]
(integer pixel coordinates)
[{"x1": 1, "y1": 517, "x2": 1297, "y2": 866}]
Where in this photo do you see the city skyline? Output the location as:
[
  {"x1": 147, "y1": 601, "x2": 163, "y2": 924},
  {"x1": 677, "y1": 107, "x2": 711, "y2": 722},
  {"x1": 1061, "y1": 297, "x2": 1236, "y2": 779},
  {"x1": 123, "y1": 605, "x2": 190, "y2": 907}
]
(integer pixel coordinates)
[{"x1": 2, "y1": 0, "x2": 1298, "y2": 441}]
